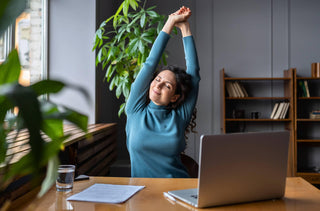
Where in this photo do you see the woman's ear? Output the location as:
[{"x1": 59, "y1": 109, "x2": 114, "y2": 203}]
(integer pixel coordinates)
[{"x1": 170, "y1": 94, "x2": 180, "y2": 103}]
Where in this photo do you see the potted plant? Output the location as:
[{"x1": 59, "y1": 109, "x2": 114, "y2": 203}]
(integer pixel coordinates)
[
  {"x1": 93, "y1": 0, "x2": 174, "y2": 116},
  {"x1": 0, "y1": 0, "x2": 89, "y2": 208}
]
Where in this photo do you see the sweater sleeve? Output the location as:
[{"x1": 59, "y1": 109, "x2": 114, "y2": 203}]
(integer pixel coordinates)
[
  {"x1": 125, "y1": 31, "x2": 170, "y2": 115},
  {"x1": 177, "y1": 35, "x2": 200, "y2": 123}
]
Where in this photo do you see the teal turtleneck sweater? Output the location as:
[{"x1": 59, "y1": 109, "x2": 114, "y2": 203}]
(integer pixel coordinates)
[{"x1": 125, "y1": 31, "x2": 200, "y2": 178}]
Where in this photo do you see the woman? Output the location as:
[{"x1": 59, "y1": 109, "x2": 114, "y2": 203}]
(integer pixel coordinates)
[{"x1": 125, "y1": 6, "x2": 200, "y2": 178}]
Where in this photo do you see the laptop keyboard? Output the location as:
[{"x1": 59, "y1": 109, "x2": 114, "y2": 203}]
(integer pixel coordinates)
[{"x1": 191, "y1": 194, "x2": 198, "y2": 199}]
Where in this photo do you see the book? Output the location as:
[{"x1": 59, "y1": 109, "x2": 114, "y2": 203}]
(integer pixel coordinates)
[
  {"x1": 280, "y1": 102, "x2": 290, "y2": 119},
  {"x1": 232, "y1": 82, "x2": 242, "y2": 97},
  {"x1": 273, "y1": 102, "x2": 285, "y2": 119},
  {"x1": 304, "y1": 80, "x2": 310, "y2": 97},
  {"x1": 226, "y1": 82, "x2": 236, "y2": 97},
  {"x1": 234, "y1": 81, "x2": 245, "y2": 97},
  {"x1": 270, "y1": 103, "x2": 279, "y2": 119},
  {"x1": 226, "y1": 82, "x2": 234, "y2": 97},
  {"x1": 299, "y1": 81, "x2": 307, "y2": 97},
  {"x1": 239, "y1": 82, "x2": 249, "y2": 97}
]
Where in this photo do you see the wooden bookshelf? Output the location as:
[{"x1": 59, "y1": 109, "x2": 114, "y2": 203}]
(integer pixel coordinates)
[
  {"x1": 294, "y1": 72, "x2": 320, "y2": 184},
  {"x1": 220, "y1": 68, "x2": 295, "y2": 176}
]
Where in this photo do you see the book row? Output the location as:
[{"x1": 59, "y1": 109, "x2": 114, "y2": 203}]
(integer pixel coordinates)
[
  {"x1": 226, "y1": 81, "x2": 248, "y2": 97},
  {"x1": 270, "y1": 102, "x2": 290, "y2": 119},
  {"x1": 299, "y1": 80, "x2": 310, "y2": 97}
]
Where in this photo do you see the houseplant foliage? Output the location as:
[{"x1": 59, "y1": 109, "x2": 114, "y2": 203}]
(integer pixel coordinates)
[
  {"x1": 0, "y1": 0, "x2": 89, "y2": 206},
  {"x1": 93, "y1": 0, "x2": 173, "y2": 116}
]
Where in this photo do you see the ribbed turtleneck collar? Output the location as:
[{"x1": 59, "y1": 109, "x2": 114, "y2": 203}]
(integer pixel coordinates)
[{"x1": 148, "y1": 101, "x2": 170, "y2": 111}]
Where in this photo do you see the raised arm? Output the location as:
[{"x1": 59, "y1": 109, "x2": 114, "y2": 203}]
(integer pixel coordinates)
[
  {"x1": 175, "y1": 19, "x2": 200, "y2": 122},
  {"x1": 126, "y1": 6, "x2": 192, "y2": 114}
]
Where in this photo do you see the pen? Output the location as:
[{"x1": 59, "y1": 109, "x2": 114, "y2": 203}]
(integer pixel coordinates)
[{"x1": 163, "y1": 192, "x2": 176, "y2": 202}]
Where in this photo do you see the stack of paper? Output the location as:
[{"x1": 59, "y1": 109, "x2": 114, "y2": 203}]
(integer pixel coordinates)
[{"x1": 67, "y1": 183, "x2": 145, "y2": 204}]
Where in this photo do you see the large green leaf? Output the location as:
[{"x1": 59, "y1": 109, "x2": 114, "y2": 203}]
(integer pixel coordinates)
[
  {"x1": 31, "y1": 80, "x2": 65, "y2": 96},
  {"x1": 38, "y1": 155, "x2": 59, "y2": 197},
  {"x1": 40, "y1": 102, "x2": 64, "y2": 139},
  {"x1": 62, "y1": 107, "x2": 88, "y2": 132},
  {"x1": 0, "y1": 49, "x2": 21, "y2": 85},
  {"x1": 5, "y1": 84, "x2": 44, "y2": 175},
  {"x1": 0, "y1": 0, "x2": 27, "y2": 35}
]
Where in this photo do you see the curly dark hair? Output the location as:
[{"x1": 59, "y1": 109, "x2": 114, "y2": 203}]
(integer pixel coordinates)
[{"x1": 151, "y1": 65, "x2": 197, "y2": 136}]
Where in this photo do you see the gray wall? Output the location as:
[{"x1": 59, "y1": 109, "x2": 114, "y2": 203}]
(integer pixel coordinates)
[
  {"x1": 49, "y1": 0, "x2": 320, "y2": 165},
  {"x1": 49, "y1": 0, "x2": 96, "y2": 124},
  {"x1": 188, "y1": 0, "x2": 320, "y2": 162}
]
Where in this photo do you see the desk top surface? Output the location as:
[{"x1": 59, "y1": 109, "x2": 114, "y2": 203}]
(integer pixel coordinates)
[{"x1": 14, "y1": 177, "x2": 320, "y2": 211}]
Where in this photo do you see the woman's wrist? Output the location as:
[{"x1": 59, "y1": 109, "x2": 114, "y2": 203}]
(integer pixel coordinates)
[
  {"x1": 179, "y1": 22, "x2": 192, "y2": 37},
  {"x1": 162, "y1": 16, "x2": 175, "y2": 34},
  {"x1": 181, "y1": 26, "x2": 192, "y2": 37}
]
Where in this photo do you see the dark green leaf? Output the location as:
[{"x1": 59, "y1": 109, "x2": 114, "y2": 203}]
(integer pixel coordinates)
[
  {"x1": 0, "y1": 0, "x2": 27, "y2": 35},
  {"x1": 105, "y1": 65, "x2": 112, "y2": 79},
  {"x1": 118, "y1": 102, "x2": 126, "y2": 117},
  {"x1": 113, "y1": 2, "x2": 124, "y2": 28},
  {"x1": 4, "y1": 84, "x2": 45, "y2": 178},
  {"x1": 138, "y1": 40, "x2": 145, "y2": 53},
  {"x1": 0, "y1": 49, "x2": 21, "y2": 85},
  {"x1": 41, "y1": 102, "x2": 64, "y2": 139},
  {"x1": 146, "y1": 5, "x2": 157, "y2": 11},
  {"x1": 146, "y1": 10, "x2": 158, "y2": 18},
  {"x1": 99, "y1": 21, "x2": 106, "y2": 28},
  {"x1": 105, "y1": 15, "x2": 115, "y2": 24},
  {"x1": 109, "y1": 78, "x2": 116, "y2": 91},
  {"x1": 116, "y1": 83, "x2": 122, "y2": 98},
  {"x1": 140, "y1": 12, "x2": 146, "y2": 28},
  {"x1": 123, "y1": 0, "x2": 129, "y2": 17},
  {"x1": 0, "y1": 126, "x2": 8, "y2": 163},
  {"x1": 63, "y1": 108, "x2": 88, "y2": 132},
  {"x1": 97, "y1": 48, "x2": 103, "y2": 63},
  {"x1": 38, "y1": 156, "x2": 59, "y2": 197},
  {"x1": 129, "y1": 0, "x2": 138, "y2": 10},
  {"x1": 96, "y1": 28, "x2": 103, "y2": 39},
  {"x1": 31, "y1": 80, "x2": 65, "y2": 96}
]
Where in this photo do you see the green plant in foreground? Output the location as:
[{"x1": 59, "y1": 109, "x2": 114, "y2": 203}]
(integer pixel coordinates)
[
  {"x1": 93, "y1": 0, "x2": 173, "y2": 116},
  {"x1": 0, "y1": 0, "x2": 89, "y2": 205}
]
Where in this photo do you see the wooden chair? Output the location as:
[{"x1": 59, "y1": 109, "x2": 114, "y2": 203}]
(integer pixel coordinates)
[{"x1": 180, "y1": 153, "x2": 199, "y2": 178}]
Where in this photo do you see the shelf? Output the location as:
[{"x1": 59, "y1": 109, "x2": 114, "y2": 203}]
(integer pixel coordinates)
[
  {"x1": 297, "y1": 139, "x2": 320, "y2": 143},
  {"x1": 297, "y1": 77, "x2": 320, "y2": 80},
  {"x1": 226, "y1": 118, "x2": 291, "y2": 122},
  {"x1": 297, "y1": 119, "x2": 320, "y2": 122},
  {"x1": 298, "y1": 97, "x2": 320, "y2": 100},
  {"x1": 225, "y1": 77, "x2": 291, "y2": 81},
  {"x1": 226, "y1": 97, "x2": 290, "y2": 100}
]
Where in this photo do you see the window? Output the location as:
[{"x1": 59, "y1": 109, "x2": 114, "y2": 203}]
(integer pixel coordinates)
[
  {"x1": 2, "y1": 0, "x2": 48, "y2": 118},
  {"x1": 0, "y1": 0, "x2": 48, "y2": 85},
  {"x1": 0, "y1": 28, "x2": 12, "y2": 63}
]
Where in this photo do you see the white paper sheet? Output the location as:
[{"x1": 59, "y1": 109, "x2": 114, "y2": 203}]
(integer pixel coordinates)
[{"x1": 67, "y1": 183, "x2": 145, "y2": 204}]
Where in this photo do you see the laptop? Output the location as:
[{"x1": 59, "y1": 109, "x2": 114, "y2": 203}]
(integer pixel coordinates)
[{"x1": 168, "y1": 131, "x2": 289, "y2": 208}]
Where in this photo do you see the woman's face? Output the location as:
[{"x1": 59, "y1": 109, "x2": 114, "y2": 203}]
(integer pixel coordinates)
[{"x1": 149, "y1": 70, "x2": 180, "y2": 106}]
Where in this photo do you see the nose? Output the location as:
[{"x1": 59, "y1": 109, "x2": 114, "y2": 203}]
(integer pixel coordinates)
[{"x1": 155, "y1": 82, "x2": 163, "y2": 89}]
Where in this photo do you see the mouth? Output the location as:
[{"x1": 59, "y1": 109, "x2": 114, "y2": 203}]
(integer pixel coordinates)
[{"x1": 152, "y1": 89, "x2": 160, "y2": 95}]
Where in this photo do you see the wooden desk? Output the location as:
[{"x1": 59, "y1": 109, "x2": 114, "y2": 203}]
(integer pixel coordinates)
[{"x1": 14, "y1": 177, "x2": 320, "y2": 211}]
